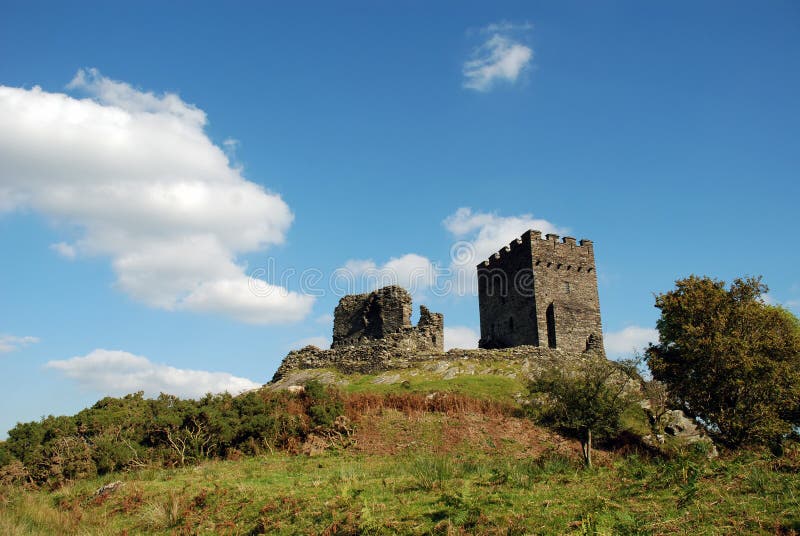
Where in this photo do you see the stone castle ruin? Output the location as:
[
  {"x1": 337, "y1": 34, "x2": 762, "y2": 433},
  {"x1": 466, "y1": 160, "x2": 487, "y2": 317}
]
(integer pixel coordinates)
[
  {"x1": 477, "y1": 230, "x2": 603, "y2": 353},
  {"x1": 272, "y1": 229, "x2": 604, "y2": 382},
  {"x1": 332, "y1": 286, "x2": 443, "y2": 352}
]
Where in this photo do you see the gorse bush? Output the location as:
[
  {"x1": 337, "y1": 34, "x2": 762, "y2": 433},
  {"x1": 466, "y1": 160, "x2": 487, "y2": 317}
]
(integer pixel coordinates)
[{"x1": 0, "y1": 383, "x2": 346, "y2": 488}]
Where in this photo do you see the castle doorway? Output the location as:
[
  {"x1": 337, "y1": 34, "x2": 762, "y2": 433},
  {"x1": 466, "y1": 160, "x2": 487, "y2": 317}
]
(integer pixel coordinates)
[{"x1": 546, "y1": 303, "x2": 556, "y2": 348}]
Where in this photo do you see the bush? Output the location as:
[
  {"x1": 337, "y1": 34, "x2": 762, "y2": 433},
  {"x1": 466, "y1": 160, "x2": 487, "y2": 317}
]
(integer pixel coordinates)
[
  {"x1": 3, "y1": 384, "x2": 348, "y2": 486},
  {"x1": 528, "y1": 357, "x2": 640, "y2": 467}
]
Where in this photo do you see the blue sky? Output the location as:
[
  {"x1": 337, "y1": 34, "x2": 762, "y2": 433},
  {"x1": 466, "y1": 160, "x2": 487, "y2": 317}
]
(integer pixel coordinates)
[{"x1": 1, "y1": 1, "x2": 799, "y2": 437}]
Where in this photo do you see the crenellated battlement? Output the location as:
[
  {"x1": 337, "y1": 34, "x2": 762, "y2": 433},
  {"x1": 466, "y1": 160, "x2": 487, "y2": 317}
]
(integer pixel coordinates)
[{"x1": 478, "y1": 229, "x2": 595, "y2": 270}]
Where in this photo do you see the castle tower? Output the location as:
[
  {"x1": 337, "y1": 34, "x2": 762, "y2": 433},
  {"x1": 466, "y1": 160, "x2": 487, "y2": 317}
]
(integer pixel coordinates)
[{"x1": 476, "y1": 230, "x2": 603, "y2": 353}]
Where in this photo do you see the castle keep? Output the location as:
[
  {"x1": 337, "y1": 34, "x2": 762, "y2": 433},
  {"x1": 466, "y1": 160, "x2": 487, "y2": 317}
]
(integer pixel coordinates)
[{"x1": 477, "y1": 230, "x2": 603, "y2": 353}]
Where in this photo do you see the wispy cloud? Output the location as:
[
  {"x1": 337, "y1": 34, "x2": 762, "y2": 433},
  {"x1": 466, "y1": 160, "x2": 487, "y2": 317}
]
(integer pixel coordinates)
[
  {"x1": 50, "y1": 242, "x2": 77, "y2": 259},
  {"x1": 0, "y1": 334, "x2": 39, "y2": 354},
  {"x1": 0, "y1": 68, "x2": 313, "y2": 324},
  {"x1": 46, "y1": 349, "x2": 260, "y2": 397},
  {"x1": 463, "y1": 22, "x2": 533, "y2": 92}
]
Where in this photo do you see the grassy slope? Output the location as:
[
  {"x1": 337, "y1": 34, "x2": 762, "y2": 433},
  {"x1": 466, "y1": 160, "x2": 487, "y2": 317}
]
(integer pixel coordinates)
[{"x1": 1, "y1": 364, "x2": 799, "y2": 535}]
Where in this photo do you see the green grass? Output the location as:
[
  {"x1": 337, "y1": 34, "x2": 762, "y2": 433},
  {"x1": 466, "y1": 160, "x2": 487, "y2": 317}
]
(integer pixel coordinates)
[
  {"x1": 2, "y1": 444, "x2": 799, "y2": 535},
  {"x1": 298, "y1": 361, "x2": 528, "y2": 402},
  {"x1": 2, "y1": 370, "x2": 797, "y2": 535},
  {"x1": 344, "y1": 372, "x2": 524, "y2": 399}
]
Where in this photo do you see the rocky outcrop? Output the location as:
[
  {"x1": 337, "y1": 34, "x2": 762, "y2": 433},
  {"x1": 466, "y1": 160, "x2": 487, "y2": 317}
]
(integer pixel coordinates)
[
  {"x1": 642, "y1": 407, "x2": 718, "y2": 457},
  {"x1": 271, "y1": 344, "x2": 604, "y2": 383}
]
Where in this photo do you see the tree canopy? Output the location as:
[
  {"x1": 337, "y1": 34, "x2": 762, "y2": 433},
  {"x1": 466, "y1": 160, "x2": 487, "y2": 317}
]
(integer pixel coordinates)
[
  {"x1": 646, "y1": 275, "x2": 800, "y2": 447},
  {"x1": 528, "y1": 357, "x2": 638, "y2": 467}
]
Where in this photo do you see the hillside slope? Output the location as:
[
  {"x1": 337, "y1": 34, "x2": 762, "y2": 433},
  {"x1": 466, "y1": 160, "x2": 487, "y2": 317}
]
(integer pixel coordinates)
[{"x1": 2, "y1": 386, "x2": 799, "y2": 535}]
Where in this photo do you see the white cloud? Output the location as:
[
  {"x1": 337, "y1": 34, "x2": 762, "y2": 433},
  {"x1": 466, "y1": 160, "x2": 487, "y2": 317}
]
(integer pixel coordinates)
[
  {"x1": 288, "y1": 336, "x2": 330, "y2": 350},
  {"x1": 0, "y1": 334, "x2": 39, "y2": 353},
  {"x1": 445, "y1": 207, "x2": 566, "y2": 264},
  {"x1": 604, "y1": 326, "x2": 658, "y2": 357},
  {"x1": 336, "y1": 253, "x2": 435, "y2": 296},
  {"x1": 50, "y1": 241, "x2": 77, "y2": 259},
  {"x1": 0, "y1": 69, "x2": 313, "y2": 324},
  {"x1": 482, "y1": 21, "x2": 533, "y2": 34},
  {"x1": 46, "y1": 348, "x2": 260, "y2": 398},
  {"x1": 463, "y1": 23, "x2": 533, "y2": 92},
  {"x1": 444, "y1": 207, "x2": 566, "y2": 295},
  {"x1": 444, "y1": 326, "x2": 479, "y2": 350},
  {"x1": 333, "y1": 208, "x2": 565, "y2": 299}
]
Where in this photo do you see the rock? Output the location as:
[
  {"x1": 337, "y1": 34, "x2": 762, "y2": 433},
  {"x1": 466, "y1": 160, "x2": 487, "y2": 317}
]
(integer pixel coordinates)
[
  {"x1": 373, "y1": 373, "x2": 401, "y2": 384},
  {"x1": 442, "y1": 368, "x2": 459, "y2": 380},
  {"x1": 643, "y1": 409, "x2": 718, "y2": 458},
  {"x1": 95, "y1": 480, "x2": 124, "y2": 496}
]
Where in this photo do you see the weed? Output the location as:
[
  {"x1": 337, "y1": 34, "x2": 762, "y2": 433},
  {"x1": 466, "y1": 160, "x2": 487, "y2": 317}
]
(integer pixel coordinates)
[{"x1": 407, "y1": 454, "x2": 453, "y2": 491}]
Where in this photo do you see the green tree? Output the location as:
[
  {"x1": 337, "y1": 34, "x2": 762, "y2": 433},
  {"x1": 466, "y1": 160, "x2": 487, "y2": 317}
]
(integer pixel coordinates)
[
  {"x1": 528, "y1": 357, "x2": 638, "y2": 467},
  {"x1": 647, "y1": 275, "x2": 800, "y2": 447}
]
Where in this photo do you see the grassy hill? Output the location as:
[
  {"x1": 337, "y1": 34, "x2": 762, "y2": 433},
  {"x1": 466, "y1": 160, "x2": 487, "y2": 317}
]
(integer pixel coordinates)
[{"x1": 1, "y1": 361, "x2": 799, "y2": 535}]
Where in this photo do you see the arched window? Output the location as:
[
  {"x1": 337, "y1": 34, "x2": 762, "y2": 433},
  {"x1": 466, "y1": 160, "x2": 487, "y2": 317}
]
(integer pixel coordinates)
[
  {"x1": 546, "y1": 303, "x2": 556, "y2": 349},
  {"x1": 508, "y1": 316, "x2": 514, "y2": 333}
]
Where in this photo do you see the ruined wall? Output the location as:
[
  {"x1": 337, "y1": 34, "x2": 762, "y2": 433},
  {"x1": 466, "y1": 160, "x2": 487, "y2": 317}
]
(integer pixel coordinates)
[
  {"x1": 331, "y1": 285, "x2": 443, "y2": 352},
  {"x1": 477, "y1": 230, "x2": 603, "y2": 354}
]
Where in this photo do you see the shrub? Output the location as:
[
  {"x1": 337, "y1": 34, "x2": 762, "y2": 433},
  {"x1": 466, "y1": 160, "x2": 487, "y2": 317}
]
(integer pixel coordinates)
[{"x1": 528, "y1": 357, "x2": 640, "y2": 467}]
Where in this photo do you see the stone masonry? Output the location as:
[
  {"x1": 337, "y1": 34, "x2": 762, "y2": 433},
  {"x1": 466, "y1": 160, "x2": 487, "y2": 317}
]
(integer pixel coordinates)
[
  {"x1": 477, "y1": 230, "x2": 603, "y2": 353},
  {"x1": 332, "y1": 285, "x2": 443, "y2": 352}
]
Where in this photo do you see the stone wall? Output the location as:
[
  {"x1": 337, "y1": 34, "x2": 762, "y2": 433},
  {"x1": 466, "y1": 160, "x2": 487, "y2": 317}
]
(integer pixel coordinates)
[
  {"x1": 477, "y1": 230, "x2": 603, "y2": 354},
  {"x1": 331, "y1": 285, "x2": 443, "y2": 352}
]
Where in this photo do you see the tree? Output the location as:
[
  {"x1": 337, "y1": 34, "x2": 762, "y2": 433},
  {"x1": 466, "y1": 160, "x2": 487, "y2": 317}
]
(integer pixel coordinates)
[
  {"x1": 528, "y1": 357, "x2": 639, "y2": 467},
  {"x1": 646, "y1": 275, "x2": 800, "y2": 447}
]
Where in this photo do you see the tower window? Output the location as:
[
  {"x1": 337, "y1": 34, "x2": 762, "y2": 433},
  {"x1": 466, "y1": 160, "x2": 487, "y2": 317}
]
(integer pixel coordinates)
[{"x1": 563, "y1": 281, "x2": 572, "y2": 293}]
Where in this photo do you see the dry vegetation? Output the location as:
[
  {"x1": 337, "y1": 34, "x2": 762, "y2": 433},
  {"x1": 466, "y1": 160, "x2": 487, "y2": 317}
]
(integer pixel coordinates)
[{"x1": 1, "y1": 387, "x2": 799, "y2": 535}]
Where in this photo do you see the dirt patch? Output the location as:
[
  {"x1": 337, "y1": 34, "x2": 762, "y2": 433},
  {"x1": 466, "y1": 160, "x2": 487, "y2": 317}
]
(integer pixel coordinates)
[{"x1": 351, "y1": 408, "x2": 583, "y2": 461}]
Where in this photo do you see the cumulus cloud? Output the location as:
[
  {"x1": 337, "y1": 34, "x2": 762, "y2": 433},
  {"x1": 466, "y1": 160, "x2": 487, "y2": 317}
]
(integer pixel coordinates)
[
  {"x1": 46, "y1": 349, "x2": 260, "y2": 398},
  {"x1": 336, "y1": 253, "x2": 435, "y2": 296},
  {"x1": 444, "y1": 326, "x2": 479, "y2": 350},
  {"x1": 444, "y1": 207, "x2": 566, "y2": 294},
  {"x1": 445, "y1": 207, "x2": 565, "y2": 264},
  {"x1": 333, "y1": 208, "x2": 564, "y2": 298},
  {"x1": 0, "y1": 69, "x2": 313, "y2": 324},
  {"x1": 0, "y1": 334, "x2": 39, "y2": 353},
  {"x1": 603, "y1": 326, "x2": 658, "y2": 357},
  {"x1": 463, "y1": 23, "x2": 533, "y2": 92}
]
